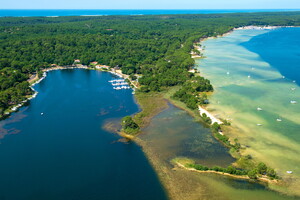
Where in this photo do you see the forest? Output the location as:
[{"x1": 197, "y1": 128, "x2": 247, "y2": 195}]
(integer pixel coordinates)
[{"x1": 1, "y1": 12, "x2": 300, "y2": 116}]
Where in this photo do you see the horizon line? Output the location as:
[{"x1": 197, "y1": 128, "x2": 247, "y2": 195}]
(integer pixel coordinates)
[{"x1": 1, "y1": 8, "x2": 300, "y2": 10}]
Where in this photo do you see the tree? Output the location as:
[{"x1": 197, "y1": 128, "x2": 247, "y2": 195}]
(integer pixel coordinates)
[
  {"x1": 129, "y1": 74, "x2": 137, "y2": 80},
  {"x1": 139, "y1": 86, "x2": 150, "y2": 93},
  {"x1": 226, "y1": 166, "x2": 237, "y2": 174},
  {"x1": 266, "y1": 168, "x2": 277, "y2": 178},
  {"x1": 248, "y1": 169, "x2": 257, "y2": 179},
  {"x1": 202, "y1": 113, "x2": 212, "y2": 124},
  {"x1": 211, "y1": 122, "x2": 221, "y2": 132},
  {"x1": 257, "y1": 162, "x2": 267, "y2": 175},
  {"x1": 121, "y1": 116, "x2": 140, "y2": 135}
]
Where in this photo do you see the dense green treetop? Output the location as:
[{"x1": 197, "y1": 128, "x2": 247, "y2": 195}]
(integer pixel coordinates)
[{"x1": 121, "y1": 116, "x2": 140, "y2": 135}]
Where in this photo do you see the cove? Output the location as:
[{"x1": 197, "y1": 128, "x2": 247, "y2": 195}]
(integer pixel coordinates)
[
  {"x1": 0, "y1": 69, "x2": 167, "y2": 200},
  {"x1": 141, "y1": 103, "x2": 235, "y2": 167}
]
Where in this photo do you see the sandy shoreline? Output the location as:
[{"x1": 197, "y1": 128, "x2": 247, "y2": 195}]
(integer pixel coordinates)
[
  {"x1": 198, "y1": 105, "x2": 223, "y2": 125},
  {"x1": 189, "y1": 26, "x2": 282, "y2": 64},
  {"x1": 198, "y1": 25, "x2": 296, "y2": 44}
]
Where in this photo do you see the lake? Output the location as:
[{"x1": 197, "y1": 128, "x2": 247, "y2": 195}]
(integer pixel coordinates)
[{"x1": 0, "y1": 69, "x2": 167, "y2": 200}]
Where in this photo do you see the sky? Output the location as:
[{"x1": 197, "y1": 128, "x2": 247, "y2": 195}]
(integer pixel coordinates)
[{"x1": 1, "y1": 0, "x2": 300, "y2": 9}]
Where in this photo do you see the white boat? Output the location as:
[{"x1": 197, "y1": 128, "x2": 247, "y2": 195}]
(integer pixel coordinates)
[
  {"x1": 286, "y1": 171, "x2": 293, "y2": 174},
  {"x1": 282, "y1": 76, "x2": 285, "y2": 79},
  {"x1": 248, "y1": 75, "x2": 251, "y2": 78},
  {"x1": 276, "y1": 118, "x2": 282, "y2": 122},
  {"x1": 290, "y1": 100, "x2": 297, "y2": 104},
  {"x1": 291, "y1": 88, "x2": 296, "y2": 91},
  {"x1": 293, "y1": 80, "x2": 296, "y2": 83},
  {"x1": 257, "y1": 124, "x2": 262, "y2": 126},
  {"x1": 226, "y1": 71, "x2": 230, "y2": 75},
  {"x1": 257, "y1": 107, "x2": 263, "y2": 111},
  {"x1": 41, "y1": 113, "x2": 44, "y2": 115}
]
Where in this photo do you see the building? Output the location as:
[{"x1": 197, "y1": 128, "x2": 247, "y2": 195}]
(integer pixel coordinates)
[{"x1": 95, "y1": 65, "x2": 110, "y2": 69}]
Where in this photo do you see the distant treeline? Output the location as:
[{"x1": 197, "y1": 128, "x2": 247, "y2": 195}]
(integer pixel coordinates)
[{"x1": 1, "y1": 12, "x2": 300, "y2": 115}]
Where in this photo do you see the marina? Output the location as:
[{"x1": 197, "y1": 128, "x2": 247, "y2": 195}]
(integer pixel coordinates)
[{"x1": 109, "y1": 79, "x2": 132, "y2": 90}]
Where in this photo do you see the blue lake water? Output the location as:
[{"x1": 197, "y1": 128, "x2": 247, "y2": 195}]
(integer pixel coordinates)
[
  {"x1": 242, "y1": 27, "x2": 300, "y2": 86},
  {"x1": 0, "y1": 9, "x2": 299, "y2": 17},
  {"x1": 0, "y1": 69, "x2": 167, "y2": 200}
]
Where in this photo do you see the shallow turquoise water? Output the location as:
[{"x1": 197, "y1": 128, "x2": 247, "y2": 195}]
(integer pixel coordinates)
[
  {"x1": 198, "y1": 28, "x2": 300, "y2": 195},
  {"x1": 0, "y1": 69, "x2": 167, "y2": 200}
]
